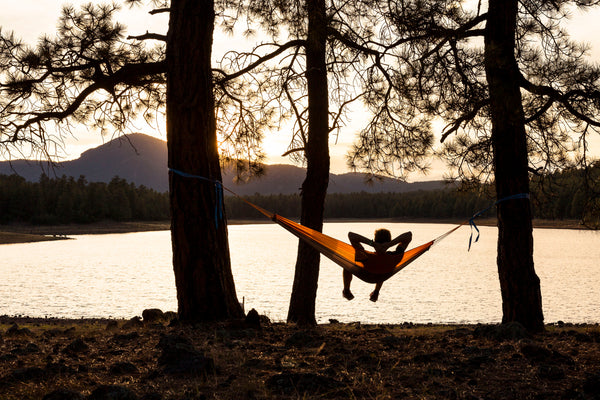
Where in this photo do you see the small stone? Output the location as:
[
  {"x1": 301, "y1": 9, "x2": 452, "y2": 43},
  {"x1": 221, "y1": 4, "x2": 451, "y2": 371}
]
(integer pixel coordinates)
[
  {"x1": 62, "y1": 338, "x2": 89, "y2": 356},
  {"x1": 266, "y1": 372, "x2": 343, "y2": 395},
  {"x1": 285, "y1": 330, "x2": 322, "y2": 348},
  {"x1": 42, "y1": 388, "x2": 85, "y2": 400},
  {"x1": 6, "y1": 323, "x2": 32, "y2": 337},
  {"x1": 122, "y1": 316, "x2": 143, "y2": 329},
  {"x1": 520, "y1": 343, "x2": 553, "y2": 363},
  {"x1": 105, "y1": 320, "x2": 119, "y2": 331},
  {"x1": 142, "y1": 309, "x2": 164, "y2": 323},
  {"x1": 537, "y1": 364, "x2": 565, "y2": 380},
  {"x1": 88, "y1": 385, "x2": 138, "y2": 400},
  {"x1": 583, "y1": 373, "x2": 600, "y2": 394},
  {"x1": 109, "y1": 362, "x2": 139, "y2": 375},
  {"x1": 11, "y1": 367, "x2": 45, "y2": 382},
  {"x1": 157, "y1": 334, "x2": 215, "y2": 376}
]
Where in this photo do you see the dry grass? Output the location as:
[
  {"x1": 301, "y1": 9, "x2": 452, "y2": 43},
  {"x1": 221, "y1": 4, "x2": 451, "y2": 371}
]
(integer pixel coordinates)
[{"x1": 1, "y1": 316, "x2": 599, "y2": 399}]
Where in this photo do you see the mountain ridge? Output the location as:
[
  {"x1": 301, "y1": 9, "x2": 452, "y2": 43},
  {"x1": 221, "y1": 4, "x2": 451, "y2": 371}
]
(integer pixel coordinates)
[{"x1": 0, "y1": 133, "x2": 445, "y2": 194}]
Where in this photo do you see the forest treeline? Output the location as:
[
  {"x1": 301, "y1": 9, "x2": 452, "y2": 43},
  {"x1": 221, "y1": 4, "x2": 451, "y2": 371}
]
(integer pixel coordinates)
[
  {"x1": 0, "y1": 174, "x2": 169, "y2": 225},
  {"x1": 228, "y1": 164, "x2": 599, "y2": 224},
  {"x1": 0, "y1": 163, "x2": 598, "y2": 225}
]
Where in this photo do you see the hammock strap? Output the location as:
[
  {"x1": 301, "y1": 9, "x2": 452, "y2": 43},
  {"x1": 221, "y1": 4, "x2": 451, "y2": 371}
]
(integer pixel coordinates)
[
  {"x1": 170, "y1": 168, "x2": 224, "y2": 228},
  {"x1": 466, "y1": 193, "x2": 530, "y2": 250},
  {"x1": 168, "y1": 168, "x2": 529, "y2": 253}
]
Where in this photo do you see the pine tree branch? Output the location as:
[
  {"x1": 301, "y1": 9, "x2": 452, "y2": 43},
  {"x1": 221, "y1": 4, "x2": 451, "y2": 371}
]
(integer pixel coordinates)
[
  {"x1": 520, "y1": 75, "x2": 600, "y2": 127},
  {"x1": 214, "y1": 40, "x2": 306, "y2": 84},
  {"x1": 8, "y1": 60, "x2": 166, "y2": 139},
  {"x1": 128, "y1": 32, "x2": 167, "y2": 42}
]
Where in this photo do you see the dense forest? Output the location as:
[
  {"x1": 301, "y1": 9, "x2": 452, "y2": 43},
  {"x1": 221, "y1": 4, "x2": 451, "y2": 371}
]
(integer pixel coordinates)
[
  {"x1": 0, "y1": 174, "x2": 169, "y2": 225},
  {"x1": 0, "y1": 163, "x2": 598, "y2": 226}
]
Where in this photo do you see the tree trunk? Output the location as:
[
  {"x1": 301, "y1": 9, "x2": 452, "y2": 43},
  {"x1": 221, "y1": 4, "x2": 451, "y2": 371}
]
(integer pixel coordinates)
[
  {"x1": 484, "y1": 0, "x2": 544, "y2": 332},
  {"x1": 287, "y1": 0, "x2": 330, "y2": 325},
  {"x1": 166, "y1": 0, "x2": 243, "y2": 322}
]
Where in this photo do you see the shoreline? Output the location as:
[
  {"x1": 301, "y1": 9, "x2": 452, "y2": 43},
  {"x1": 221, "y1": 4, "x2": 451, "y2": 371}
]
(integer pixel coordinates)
[
  {"x1": 0, "y1": 217, "x2": 589, "y2": 245},
  {"x1": 1, "y1": 314, "x2": 599, "y2": 399}
]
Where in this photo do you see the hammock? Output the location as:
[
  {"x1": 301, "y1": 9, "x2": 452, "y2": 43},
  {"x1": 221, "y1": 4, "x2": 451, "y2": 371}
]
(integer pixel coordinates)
[
  {"x1": 241, "y1": 200, "x2": 463, "y2": 284},
  {"x1": 169, "y1": 168, "x2": 529, "y2": 284}
]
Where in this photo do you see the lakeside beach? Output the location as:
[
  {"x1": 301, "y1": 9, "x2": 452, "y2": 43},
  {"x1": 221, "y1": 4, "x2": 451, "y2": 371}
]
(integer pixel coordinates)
[{"x1": 0, "y1": 217, "x2": 589, "y2": 245}]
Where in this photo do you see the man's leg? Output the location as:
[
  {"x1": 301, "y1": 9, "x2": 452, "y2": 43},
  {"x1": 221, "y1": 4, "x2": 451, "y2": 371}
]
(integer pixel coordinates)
[
  {"x1": 370, "y1": 281, "x2": 383, "y2": 302},
  {"x1": 342, "y1": 269, "x2": 354, "y2": 300}
]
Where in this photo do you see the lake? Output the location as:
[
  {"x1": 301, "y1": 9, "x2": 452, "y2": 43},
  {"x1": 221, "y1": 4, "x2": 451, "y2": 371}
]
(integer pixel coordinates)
[{"x1": 2, "y1": 222, "x2": 599, "y2": 324}]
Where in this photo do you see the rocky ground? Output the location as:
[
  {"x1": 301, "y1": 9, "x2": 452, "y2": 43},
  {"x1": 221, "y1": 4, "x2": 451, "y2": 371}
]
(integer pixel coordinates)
[{"x1": 1, "y1": 311, "x2": 600, "y2": 399}]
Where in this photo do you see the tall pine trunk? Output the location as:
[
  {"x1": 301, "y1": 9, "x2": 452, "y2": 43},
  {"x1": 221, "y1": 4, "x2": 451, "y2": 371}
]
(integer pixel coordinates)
[
  {"x1": 166, "y1": 0, "x2": 243, "y2": 322},
  {"x1": 484, "y1": 0, "x2": 544, "y2": 332},
  {"x1": 287, "y1": 0, "x2": 330, "y2": 325}
]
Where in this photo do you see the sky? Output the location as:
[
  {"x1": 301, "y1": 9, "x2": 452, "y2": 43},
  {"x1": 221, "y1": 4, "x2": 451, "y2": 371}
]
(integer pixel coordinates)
[{"x1": 1, "y1": 1, "x2": 600, "y2": 181}]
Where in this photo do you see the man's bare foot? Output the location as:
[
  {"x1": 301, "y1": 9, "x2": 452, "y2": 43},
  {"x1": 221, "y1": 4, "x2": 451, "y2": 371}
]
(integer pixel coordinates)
[
  {"x1": 369, "y1": 291, "x2": 379, "y2": 302},
  {"x1": 343, "y1": 289, "x2": 355, "y2": 300}
]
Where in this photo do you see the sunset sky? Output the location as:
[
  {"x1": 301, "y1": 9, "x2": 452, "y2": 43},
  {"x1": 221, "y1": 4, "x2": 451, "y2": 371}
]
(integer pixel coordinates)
[{"x1": 1, "y1": 1, "x2": 600, "y2": 180}]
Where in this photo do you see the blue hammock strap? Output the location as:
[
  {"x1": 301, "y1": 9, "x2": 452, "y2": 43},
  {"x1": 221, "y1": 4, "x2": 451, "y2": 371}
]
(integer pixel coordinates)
[
  {"x1": 467, "y1": 193, "x2": 530, "y2": 251},
  {"x1": 169, "y1": 168, "x2": 224, "y2": 229}
]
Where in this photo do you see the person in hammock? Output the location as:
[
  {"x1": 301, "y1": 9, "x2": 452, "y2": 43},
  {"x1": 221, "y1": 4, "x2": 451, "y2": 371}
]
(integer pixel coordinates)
[{"x1": 343, "y1": 229, "x2": 412, "y2": 302}]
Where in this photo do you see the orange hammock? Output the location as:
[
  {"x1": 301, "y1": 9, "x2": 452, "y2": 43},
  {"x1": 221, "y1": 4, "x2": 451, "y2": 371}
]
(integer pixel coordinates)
[
  {"x1": 169, "y1": 168, "x2": 525, "y2": 284},
  {"x1": 243, "y1": 201, "x2": 464, "y2": 284}
]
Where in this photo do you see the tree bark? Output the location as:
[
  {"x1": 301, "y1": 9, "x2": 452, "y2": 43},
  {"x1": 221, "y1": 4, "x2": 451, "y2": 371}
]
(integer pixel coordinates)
[
  {"x1": 287, "y1": 0, "x2": 330, "y2": 325},
  {"x1": 484, "y1": 0, "x2": 544, "y2": 332},
  {"x1": 166, "y1": 0, "x2": 243, "y2": 322}
]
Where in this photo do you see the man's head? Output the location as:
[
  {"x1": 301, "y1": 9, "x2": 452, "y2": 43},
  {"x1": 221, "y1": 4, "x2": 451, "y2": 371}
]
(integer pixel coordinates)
[{"x1": 374, "y1": 228, "x2": 391, "y2": 244}]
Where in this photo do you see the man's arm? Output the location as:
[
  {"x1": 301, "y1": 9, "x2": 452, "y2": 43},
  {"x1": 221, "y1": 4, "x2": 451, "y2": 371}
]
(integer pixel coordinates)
[
  {"x1": 348, "y1": 232, "x2": 373, "y2": 247},
  {"x1": 385, "y1": 231, "x2": 413, "y2": 250}
]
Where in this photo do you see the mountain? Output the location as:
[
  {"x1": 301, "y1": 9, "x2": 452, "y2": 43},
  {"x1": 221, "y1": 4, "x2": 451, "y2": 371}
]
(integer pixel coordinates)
[
  {"x1": 0, "y1": 133, "x2": 445, "y2": 194},
  {"x1": 0, "y1": 133, "x2": 168, "y2": 191}
]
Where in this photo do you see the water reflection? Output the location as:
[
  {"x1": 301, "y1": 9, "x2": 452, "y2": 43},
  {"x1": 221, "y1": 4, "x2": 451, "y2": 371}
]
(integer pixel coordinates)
[{"x1": 1, "y1": 223, "x2": 598, "y2": 323}]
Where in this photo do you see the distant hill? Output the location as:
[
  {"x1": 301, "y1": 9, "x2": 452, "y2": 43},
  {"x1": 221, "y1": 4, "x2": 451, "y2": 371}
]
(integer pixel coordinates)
[{"x1": 0, "y1": 133, "x2": 445, "y2": 194}]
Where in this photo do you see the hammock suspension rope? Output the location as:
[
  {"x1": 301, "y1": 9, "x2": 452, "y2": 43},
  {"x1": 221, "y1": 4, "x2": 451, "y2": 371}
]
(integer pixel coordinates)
[{"x1": 169, "y1": 168, "x2": 529, "y2": 282}]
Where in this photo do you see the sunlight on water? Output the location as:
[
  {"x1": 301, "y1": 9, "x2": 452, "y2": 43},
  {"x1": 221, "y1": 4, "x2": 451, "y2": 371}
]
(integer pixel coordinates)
[{"x1": 1, "y1": 223, "x2": 599, "y2": 324}]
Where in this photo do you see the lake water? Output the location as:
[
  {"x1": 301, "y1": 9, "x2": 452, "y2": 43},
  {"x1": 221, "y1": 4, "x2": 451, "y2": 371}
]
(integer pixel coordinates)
[{"x1": 2, "y1": 222, "x2": 599, "y2": 324}]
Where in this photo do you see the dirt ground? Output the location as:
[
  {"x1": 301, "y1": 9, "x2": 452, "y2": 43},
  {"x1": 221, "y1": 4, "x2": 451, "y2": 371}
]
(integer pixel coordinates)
[{"x1": 1, "y1": 313, "x2": 599, "y2": 399}]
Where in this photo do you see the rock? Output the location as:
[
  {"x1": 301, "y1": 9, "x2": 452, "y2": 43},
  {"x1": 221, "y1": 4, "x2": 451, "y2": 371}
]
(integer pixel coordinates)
[
  {"x1": 266, "y1": 372, "x2": 344, "y2": 396},
  {"x1": 380, "y1": 335, "x2": 406, "y2": 348},
  {"x1": 109, "y1": 362, "x2": 139, "y2": 375},
  {"x1": 45, "y1": 360, "x2": 76, "y2": 375},
  {"x1": 42, "y1": 388, "x2": 85, "y2": 400},
  {"x1": 537, "y1": 364, "x2": 565, "y2": 380},
  {"x1": 62, "y1": 338, "x2": 89, "y2": 356},
  {"x1": 122, "y1": 317, "x2": 143, "y2": 329},
  {"x1": 142, "y1": 309, "x2": 164, "y2": 323},
  {"x1": 520, "y1": 343, "x2": 553, "y2": 363},
  {"x1": 473, "y1": 322, "x2": 530, "y2": 341},
  {"x1": 285, "y1": 330, "x2": 322, "y2": 348},
  {"x1": 88, "y1": 385, "x2": 138, "y2": 400},
  {"x1": 10, "y1": 342, "x2": 40, "y2": 355},
  {"x1": 6, "y1": 323, "x2": 32, "y2": 337},
  {"x1": 10, "y1": 367, "x2": 46, "y2": 382},
  {"x1": 139, "y1": 393, "x2": 162, "y2": 400},
  {"x1": 0, "y1": 353, "x2": 17, "y2": 362},
  {"x1": 156, "y1": 334, "x2": 215, "y2": 376},
  {"x1": 105, "y1": 321, "x2": 119, "y2": 331},
  {"x1": 110, "y1": 331, "x2": 140, "y2": 345},
  {"x1": 244, "y1": 308, "x2": 261, "y2": 329},
  {"x1": 583, "y1": 373, "x2": 600, "y2": 394},
  {"x1": 412, "y1": 351, "x2": 448, "y2": 364}
]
